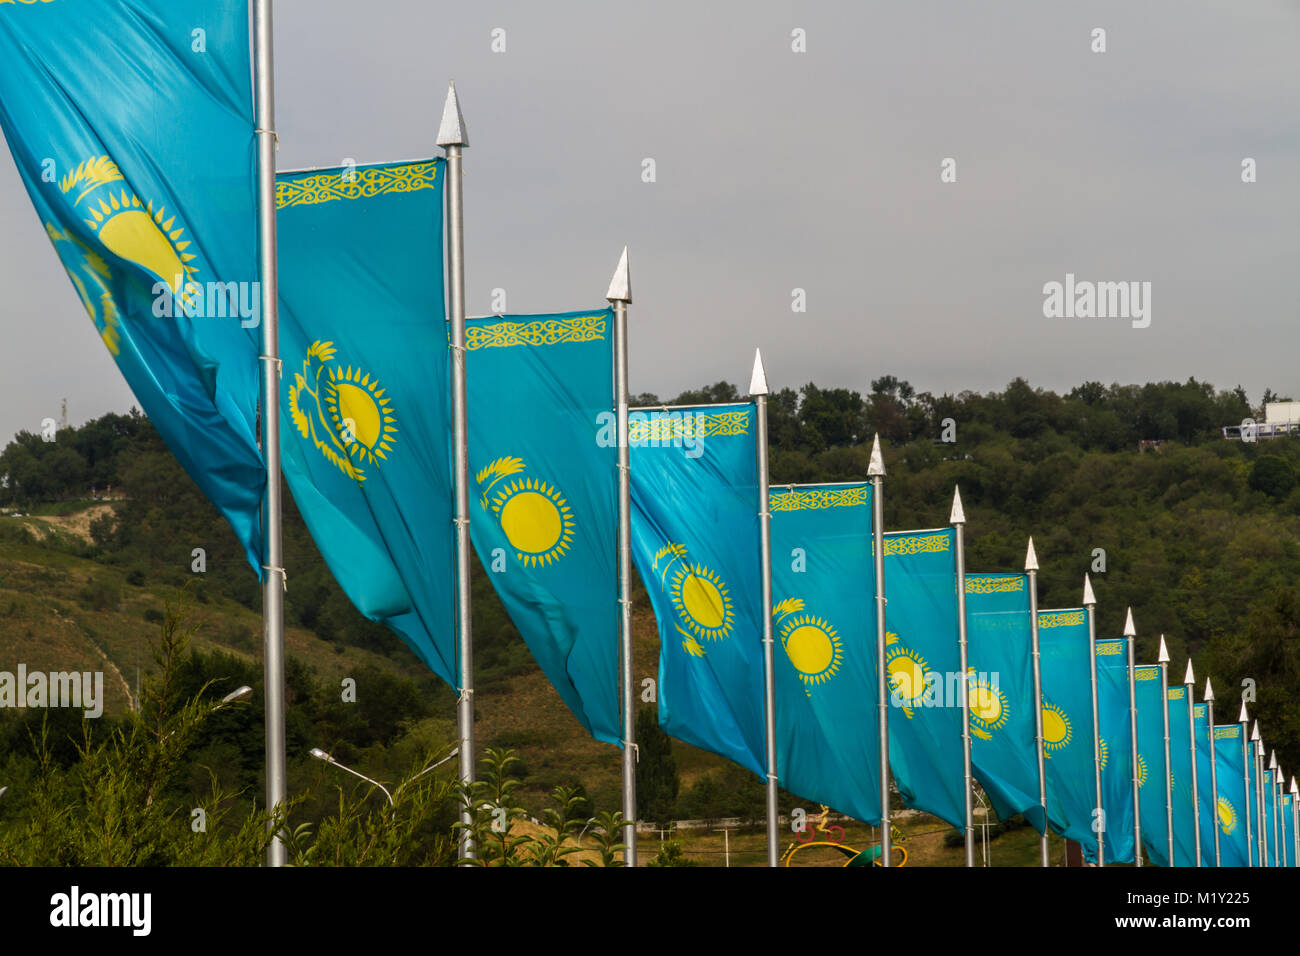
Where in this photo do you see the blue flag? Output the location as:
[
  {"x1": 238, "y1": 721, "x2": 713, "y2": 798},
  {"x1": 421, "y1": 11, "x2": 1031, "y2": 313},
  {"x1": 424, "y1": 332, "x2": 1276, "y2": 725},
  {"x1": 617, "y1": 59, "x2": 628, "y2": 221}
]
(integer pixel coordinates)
[
  {"x1": 1167, "y1": 685, "x2": 1197, "y2": 866},
  {"x1": 884, "y1": 528, "x2": 965, "y2": 829},
  {"x1": 1192, "y1": 702, "x2": 1216, "y2": 866},
  {"x1": 1282, "y1": 794, "x2": 1295, "y2": 868},
  {"x1": 1037, "y1": 608, "x2": 1098, "y2": 855},
  {"x1": 465, "y1": 310, "x2": 619, "y2": 744},
  {"x1": 1212, "y1": 724, "x2": 1251, "y2": 867},
  {"x1": 1247, "y1": 744, "x2": 1260, "y2": 867},
  {"x1": 964, "y1": 572, "x2": 1046, "y2": 832},
  {"x1": 0, "y1": 0, "x2": 265, "y2": 569},
  {"x1": 276, "y1": 160, "x2": 456, "y2": 684},
  {"x1": 629, "y1": 404, "x2": 765, "y2": 775},
  {"x1": 1134, "y1": 664, "x2": 1170, "y2": 866},
  {"x1": 770, "y1": 483, "x2": 880, "y2": 824},
  {"x1": 1096, "y1": 639, "x2": 1136, "y2": 863},
  {"x1": 1264, "y1": 770, "x2": 1277, "y2": 866}
]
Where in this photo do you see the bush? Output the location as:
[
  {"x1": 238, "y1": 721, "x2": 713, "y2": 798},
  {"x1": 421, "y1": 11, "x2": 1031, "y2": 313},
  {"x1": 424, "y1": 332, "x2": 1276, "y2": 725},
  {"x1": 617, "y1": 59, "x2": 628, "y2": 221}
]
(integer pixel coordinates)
[{"x1": 77, "y1": 575, "x2": 120, "y2": 611}]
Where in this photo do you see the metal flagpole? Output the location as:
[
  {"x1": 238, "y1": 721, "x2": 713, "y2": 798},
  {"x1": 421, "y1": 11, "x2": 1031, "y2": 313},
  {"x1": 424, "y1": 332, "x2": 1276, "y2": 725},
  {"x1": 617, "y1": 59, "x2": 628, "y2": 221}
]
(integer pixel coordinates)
[
  {"x1": 951, "y1": 487, "x2": 974, "y2": 868},
  {"x1": 869, "y1": 436, "x2": 891, "y2": 866},
  {"x1": 1291, "y1": 778, "x2": 1298, "y2": 867},
  {"x1": 1123, "y1": 608, "x2": 1142, "y2": 865},
  {"x1": 253, "y1": 0, "x2": 287, "y2": 868},
  {"x1": 1239, "y1": 703, "x2": 1253, "y2": 867},
  {"x1": 1269, "y1": 751, "x2": 1281, "y2": 867},
  {"x1": 750, "y1": 349, "x2": 778, "y2": 868},
  {"x1": 1158, "y1": 637, "x2": 1173, "y2": 865},
  {"x1": 1184, "y1": 660, "x2": 1200, "y2": 867},
  {"x1": 1026, "y1": 538, "x2": 1048, "y2": 867},
  {"x1": 437, "y1": 81, "x2": 475, "y2": 860},
  {"x1": 1085, "y1": 576, "x2": 1103, "y2": 866},
  {"x1": 607, "y1": 248, "x2": 636, "y2": 865},
  {"x1": 1251, "y1": 724, "x2": 1264, "y2": 865},
  {"x1": 1277, "y1": 762, "x2": 1288, "y2": 867},
  {"x1": 1204, "y1": 679, "x2": 1220, "y2": 866}
]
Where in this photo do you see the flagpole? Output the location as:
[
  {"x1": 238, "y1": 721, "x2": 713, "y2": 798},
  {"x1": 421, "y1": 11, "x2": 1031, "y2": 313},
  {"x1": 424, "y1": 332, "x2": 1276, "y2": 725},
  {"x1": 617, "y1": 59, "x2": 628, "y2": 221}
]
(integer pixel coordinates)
[
  {"x1": 1252, "y1": 724, "x2": 1265, "y2": 865},
  {"x1": 1184, "y1": 661, "x2": 1200, "y2": 867},
  {"x1": 1158, "y1": 637, "x2": 1173, "y2": 865},
  {"x1": 1270, "y1": 751, "x2": 1281, "y2": 867},
  {"x1": 1204, "y1": 679, "x2": 1220, "y2": 866},
  {"x1": 950, "y1": 487, "x2": 974, "y2": 867},
  {"x1": 1026, "y1": 538, "x2": 1048, "y2": 867},
  {"x1": 252, "y1": 0, "x2": 287, "y2": 868},
  {"x1": 869, "y1": 436, "x2": 891, "y2": 866},
  {"x1": 437, "y1": 81, "x2": 475, "y2": 860},
  {"x1": 607, "y1": 248, "x2": 636, "y2": 865},
  {"x1": 1084, "y1": 577, "x2": 1104, "y2": 866},
  {"x1": 750, "y1": 349, "x2": 778, "y2": 868},
  {"x1": 1291, "y1": 778, "x2": 1298, "y2": 867},
  {"x1": 1239, "y1": 704, "x2": 1253, "y2": 867},
  {"x1": 1122, "y1": 608, "x2": 1142, "y2": 865}
]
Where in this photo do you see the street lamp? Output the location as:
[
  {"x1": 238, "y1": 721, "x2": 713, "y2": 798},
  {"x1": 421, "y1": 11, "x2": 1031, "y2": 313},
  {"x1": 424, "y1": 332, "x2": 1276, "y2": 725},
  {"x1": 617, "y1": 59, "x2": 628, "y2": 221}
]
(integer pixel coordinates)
[
  {"x1": 310, "y1": 748, "x2": 459, "y2": 807},
  {"x1": 220, "y1": 685, "x2": 254, "y2": 705}
]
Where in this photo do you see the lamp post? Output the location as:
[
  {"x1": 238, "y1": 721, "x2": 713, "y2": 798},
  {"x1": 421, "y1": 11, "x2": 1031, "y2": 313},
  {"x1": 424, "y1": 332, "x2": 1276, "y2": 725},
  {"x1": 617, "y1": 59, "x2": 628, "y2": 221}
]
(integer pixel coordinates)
[{"x1": 309, "y1": 748, "x2": 459, "y2": 807}]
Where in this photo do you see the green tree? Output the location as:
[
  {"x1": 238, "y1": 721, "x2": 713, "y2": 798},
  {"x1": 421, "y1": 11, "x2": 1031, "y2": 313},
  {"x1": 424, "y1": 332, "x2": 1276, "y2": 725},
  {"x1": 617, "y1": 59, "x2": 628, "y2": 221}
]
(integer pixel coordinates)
[{"x1": 635, "y1": 707, "x2": 679, "y2": 826}]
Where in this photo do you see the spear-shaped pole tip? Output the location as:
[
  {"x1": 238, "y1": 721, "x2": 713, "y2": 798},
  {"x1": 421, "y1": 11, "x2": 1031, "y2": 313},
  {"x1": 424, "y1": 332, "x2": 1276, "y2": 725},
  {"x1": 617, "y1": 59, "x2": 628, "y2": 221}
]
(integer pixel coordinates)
[
  {"x1": 606, "y1": 246, "x2": 631, "y2": 303},
  {"x1": 1291, "y1": 777, "x2": 1297, "y2": 795},
  {"x1": 436, "y1": 80, "x2": 468, "y2": 147},
  {"x1": 1238, "y1": 700, "x2": 1248, "y2": 723},
  {"x1": 1081, "y1": 573, "x2": 1095, "y2": 607},
  {"x1": 748, "y1": 348, "x2": 768, "y2": 397},
  {"x1": 1024, "y1": 537, "x2": 1038, "y2": 571},
  {"x1": 949, "y1": 485, "x2": 965, "y2": 525},
  {"x1": 1122, "y1": 606, "x2": 1135, "y2": 637},
  {"x1": 1270, "y1": 750, "x2": 1277, "y2": 770},
  {"x1": 1203, "y1": 677, "x2": 1214, "y2": 702},
  {"x1": 1251, "y1": 720, "x2": 1260, "y2": 741},
  {"x1": 867, "y1": 434, "x2": 885, "y2": 477},
  {"x1": 1183, "y1": 658, "x2": 1195, "y2": 685},
  {"x1": 1157, "y1": 635, "x2": 1170, "y2": 664}
]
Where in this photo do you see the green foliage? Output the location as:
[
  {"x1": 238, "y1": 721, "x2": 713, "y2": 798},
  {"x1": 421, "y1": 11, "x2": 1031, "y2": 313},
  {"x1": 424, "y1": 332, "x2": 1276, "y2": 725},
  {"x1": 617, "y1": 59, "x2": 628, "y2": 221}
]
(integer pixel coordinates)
[
  {"x1": 1250, "y1": 455, "x2": 1296, "y2": 498},
  {"x1": 635, "y1": 707, "x2": 679, "y2": 826},
  {"x1": 645, "y1": 840, "x2": 697, "y2": 867}
]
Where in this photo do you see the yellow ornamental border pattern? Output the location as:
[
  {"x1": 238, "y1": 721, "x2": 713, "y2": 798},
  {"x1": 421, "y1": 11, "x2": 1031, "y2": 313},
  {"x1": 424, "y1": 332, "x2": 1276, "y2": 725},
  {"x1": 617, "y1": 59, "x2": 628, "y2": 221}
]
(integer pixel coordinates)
[
  {"x1": 769, "y1": 486, "x2": 869, "y2": 512},
  {"x1": 1168, "y1": 687, "x2": 1186, "y2": 700},
  {"x1": 1097, "y1": 640, "x2": 1123, "y2": 656},
  {"x1": 465, "y1": 314, "x2": 608, "y2": 350},
  {"x1": 964, "y1": 575, "x2": 1025, "y2": 594},
  {"x1": 1, "y1": 0, "x2": 58, "y2": 7},
  {"x1": 1037, "y1": 610, "x2": 1086, "y2": 628},
  {"x1": 628, "y1": 409, "x2": 751, "y2": 443},
  {"x1": 1135, "y1": 667, "x2": 1160, "y2": 681},
  {"x1": 275, "y1": 161, "x2": 441, "y2": 209},
  {"x1": 878, "y1": 534, "x2": 952, "y2": 557},
  {"x1": 1214, "y1": 726, "x2": 1240, "y2": 740}
]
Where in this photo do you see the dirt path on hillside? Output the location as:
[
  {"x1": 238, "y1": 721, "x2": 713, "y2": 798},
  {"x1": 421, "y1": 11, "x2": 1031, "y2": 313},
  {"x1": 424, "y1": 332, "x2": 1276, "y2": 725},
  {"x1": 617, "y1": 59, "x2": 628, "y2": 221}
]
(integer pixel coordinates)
[{"x1": 33, "y1": 504, "x2": 116, "y2": 543}]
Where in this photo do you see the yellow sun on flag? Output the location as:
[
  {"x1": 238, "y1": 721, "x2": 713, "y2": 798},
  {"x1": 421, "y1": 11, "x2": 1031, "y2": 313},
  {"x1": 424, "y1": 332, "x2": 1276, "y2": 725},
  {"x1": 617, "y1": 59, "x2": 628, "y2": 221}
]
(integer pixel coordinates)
[
  {"x1": 1041, "y1": 700, "x2": 1072, "y2": 757},
  {"x1": 653, "y1": 542, "x2": 733, "y2": 657},
  {"x1": 773, "y1": 601, "x2": 842, "y2": 694},
  {"x1": 476, "y1": 457, "x2": 575, "y2": 566},
  {"x1": 323, "y1": 365, "x2": 398, "y2": 467},
  {"x1": 885, "y1": 632, "x2": 929, "y2": 719},
  {"x1": 1217, "y1": 797, "x2": 1236, "y2": 836},
  {"x1": 1099, "y1": 737, "x2": 1109, "y2": 771},
  {"x1": 61, "y1": 156, "x2": 198, "y2": 297},
  {"x1": 967, "y1": 672, "x2": 1008, "y2": 740},
  {"x1": 1136, "y1": 753, "x2": 1149, "y2": 789}
]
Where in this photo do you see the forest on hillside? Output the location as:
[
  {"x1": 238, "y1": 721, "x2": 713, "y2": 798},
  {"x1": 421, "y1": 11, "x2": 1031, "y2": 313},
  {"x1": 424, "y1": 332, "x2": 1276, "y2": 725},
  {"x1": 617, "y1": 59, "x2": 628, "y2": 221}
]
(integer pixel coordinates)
[{"x1": 1, "y1": 375, "x2": 1298, "y2": 856}]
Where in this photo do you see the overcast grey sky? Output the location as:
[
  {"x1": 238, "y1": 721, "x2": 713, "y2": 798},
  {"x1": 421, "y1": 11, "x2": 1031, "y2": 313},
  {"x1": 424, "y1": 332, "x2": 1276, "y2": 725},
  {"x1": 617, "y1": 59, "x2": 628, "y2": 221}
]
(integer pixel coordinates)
[{"x1": 1, "y1": 0, "x2": 1297, "y2": 442}]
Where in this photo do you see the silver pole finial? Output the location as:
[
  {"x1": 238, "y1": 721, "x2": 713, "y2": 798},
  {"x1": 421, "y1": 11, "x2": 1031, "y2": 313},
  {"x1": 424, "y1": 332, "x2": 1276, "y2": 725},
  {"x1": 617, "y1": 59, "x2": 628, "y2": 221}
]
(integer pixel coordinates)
[{"x1": 436, "y1": 80, "x2": 468, "y2": 147}]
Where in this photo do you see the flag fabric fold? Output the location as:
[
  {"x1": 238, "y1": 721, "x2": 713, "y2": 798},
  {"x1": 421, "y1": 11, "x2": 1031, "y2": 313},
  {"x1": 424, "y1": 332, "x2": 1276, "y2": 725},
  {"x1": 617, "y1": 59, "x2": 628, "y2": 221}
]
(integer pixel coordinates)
[
  {"x1": 465, "y1": 309, "x2": 620, "y2": 744},
  {"x1": 276, "y1": 159, "x2": 457, "y2": 683},
  {"x1": 770, "y1": 482, "x2": 880, "y2": 824},
  {"x1": 0, "y1": 0, "x2": 265, "y2": 569}
]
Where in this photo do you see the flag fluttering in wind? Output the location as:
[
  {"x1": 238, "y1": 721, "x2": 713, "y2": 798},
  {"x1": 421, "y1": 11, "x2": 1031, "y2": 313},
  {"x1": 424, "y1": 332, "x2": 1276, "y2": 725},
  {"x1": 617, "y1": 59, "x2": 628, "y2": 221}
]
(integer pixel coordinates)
[
  {"x1": 1096, "y1": 638, "x2": 1137, "y2": 862},
  {"x1": 770, "y1": 482, "x2": 881, "y2": 824},
  {"x1": 465, "y1": 309, "x2": 620, "y2": 744},
  {"x1": 0, "y1": 0, "x2": 265, "y2": 569},
  {"x1": 1192, "y1": 702, "x2": 1216, "y2": 866},
  {"x1": 276, "y1": 160, "x2": 457, "y2": 683},
  {"x1": 883, "y1": 528, "x2": 965, "y2": 829},
  {"x1": 1167, "y1": 685, "x2": 1197, "y2": 867},
  {"x1": 964, "y1": 572, "x2": 1047, "y2": 833},
  {"x1": 1133, "y1": 664, "x2": 1170, "y2": 866},
  {"x1": 630, "y1": 403, "x2": 765, "y2": 775},
  {"x1": 1212, "y1": 724, "x2": 1250, "y2": 867},
  {"x1": 1038, "y1": 607, "x2": 1099, "y2": 855}
]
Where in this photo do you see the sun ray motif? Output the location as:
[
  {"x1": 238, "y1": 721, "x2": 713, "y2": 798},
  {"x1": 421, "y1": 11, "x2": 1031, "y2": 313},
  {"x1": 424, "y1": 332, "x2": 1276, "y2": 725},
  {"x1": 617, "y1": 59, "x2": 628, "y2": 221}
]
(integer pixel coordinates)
[
  {"x1": 885, "y1": 631, "x2": 930, "y2": 719},
  {"x1": 775, "y1": 608, "x2": 842, "y2": 695},
  {"x1": 489, "y1": 475, "x2": 574, "y2": 566},
  {"x1": 1041, "y1": 699, "x2": 1072, "y2": 757},
  {"x1": 1216, "y1": 797, "x2": 1237, "y2": 836},
  {"x1": 967, "y1": 670, "x2": 1009, "y2": 740},
  {"x1": 1136, "y1": 753, "x2": 1149, "y2": 788}
]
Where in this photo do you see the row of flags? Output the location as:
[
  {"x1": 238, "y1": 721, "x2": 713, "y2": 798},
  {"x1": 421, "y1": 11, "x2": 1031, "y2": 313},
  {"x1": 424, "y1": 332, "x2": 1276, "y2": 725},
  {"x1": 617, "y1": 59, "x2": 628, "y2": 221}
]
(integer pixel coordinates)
[{"x1": 1, "y1": 1, "x2": 1295, "y2": 866}]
